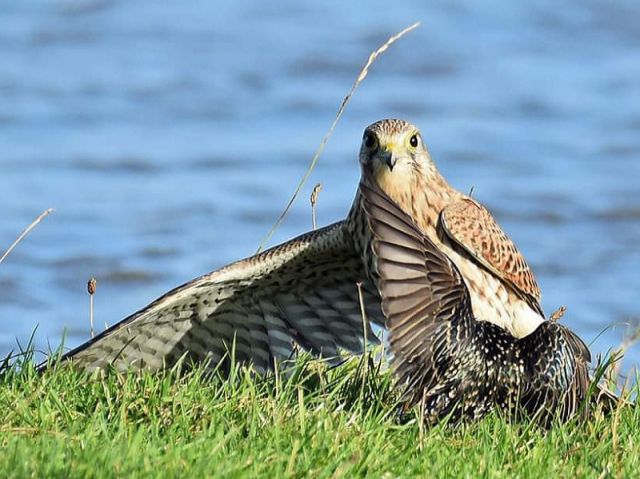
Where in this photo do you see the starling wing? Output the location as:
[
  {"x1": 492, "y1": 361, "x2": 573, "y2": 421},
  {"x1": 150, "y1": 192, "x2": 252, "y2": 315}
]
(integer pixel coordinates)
[
  {"x1": 53, "y1": 221, "x2": 383, "y2": 373},
  {"x1": 360, "y1": 180, "x2": 477, "y2": 417}
]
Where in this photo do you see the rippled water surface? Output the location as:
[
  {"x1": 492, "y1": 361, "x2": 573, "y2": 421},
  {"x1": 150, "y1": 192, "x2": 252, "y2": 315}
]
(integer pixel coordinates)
[{"x1": 1, "y1": 1, "x2": 639, "y2": 372}]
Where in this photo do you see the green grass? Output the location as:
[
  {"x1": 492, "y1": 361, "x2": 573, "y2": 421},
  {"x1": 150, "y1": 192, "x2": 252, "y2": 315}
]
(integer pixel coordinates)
[{"x1": 1, "y1": 350, "x2": 639, "y2": 479}]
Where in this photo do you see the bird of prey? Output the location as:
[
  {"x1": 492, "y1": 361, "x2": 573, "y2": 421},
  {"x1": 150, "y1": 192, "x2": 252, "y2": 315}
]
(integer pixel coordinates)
[
  {"x1": 360, "y1": 178, "x2": 590, "y2": 424},
  {"x1": 52, "y1": 119, "x2": 545, "y2": 378},
  {"x1": 357, "y1": 119, "x2": 544, "y2": 339}
]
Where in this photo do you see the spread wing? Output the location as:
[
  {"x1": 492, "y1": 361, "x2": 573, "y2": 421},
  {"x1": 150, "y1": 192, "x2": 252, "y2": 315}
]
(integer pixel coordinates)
[
  {"x1": 49, "y1": 221, "x2": 383, "y2": 373},
  {"x1": 440, "y1": 198, "x2": 543, "y2": 313},
  {"x1": 359, "y1": 181, "x2": 474, "y2": 403}
]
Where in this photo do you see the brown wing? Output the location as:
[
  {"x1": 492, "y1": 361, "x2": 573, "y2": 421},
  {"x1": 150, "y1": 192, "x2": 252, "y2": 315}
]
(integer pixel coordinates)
[
  {"x1": 47, "y1": 221, "x2": 383, "y2": 373},
  {"x1": 440, "y1": 198, "x2": 542, "y2": 311},
  {"x1": 359, "y1": 181, "x2": 474, "y2": 399}
]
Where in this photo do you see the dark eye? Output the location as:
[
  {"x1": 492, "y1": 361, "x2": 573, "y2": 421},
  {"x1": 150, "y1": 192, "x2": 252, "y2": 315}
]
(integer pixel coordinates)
[
  {"x1": 409, "y1": 134, "x2": 419, "y2": 148},
  {"x1": 363, "y1": 132, "x2": 377, "y2": 149}
]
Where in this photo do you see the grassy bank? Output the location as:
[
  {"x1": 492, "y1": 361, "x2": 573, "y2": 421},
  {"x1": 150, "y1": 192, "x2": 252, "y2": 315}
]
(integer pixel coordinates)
[{"x1": 1, "y1": 351, "x2": 639, "y2": 478}]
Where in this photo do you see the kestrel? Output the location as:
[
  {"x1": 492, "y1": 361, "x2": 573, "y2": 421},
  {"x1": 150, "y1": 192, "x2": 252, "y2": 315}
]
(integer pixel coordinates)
[
  {"x1": 356, "y1": 119, "x2": 544, "y2": 338},
  {"x1": 51, "y1": 120, "x2": 543, "y2": 375},
  {"x1": 360, "y1": 178, "x2": 590, "y2": 424}
]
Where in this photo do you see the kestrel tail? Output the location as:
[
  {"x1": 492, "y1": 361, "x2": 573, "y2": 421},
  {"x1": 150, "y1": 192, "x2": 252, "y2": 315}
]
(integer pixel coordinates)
[
  {"x1": 360, "y1": 178, "x2": 591, "y2": 425},
  {"x1": 355, "y1": 118, "x2": 544, "y2": 338}
]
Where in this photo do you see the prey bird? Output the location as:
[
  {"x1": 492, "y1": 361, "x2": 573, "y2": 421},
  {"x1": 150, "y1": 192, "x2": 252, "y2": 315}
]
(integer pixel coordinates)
[{"x1": 360, "y1": 178, "x2": 590, "y2": 424}]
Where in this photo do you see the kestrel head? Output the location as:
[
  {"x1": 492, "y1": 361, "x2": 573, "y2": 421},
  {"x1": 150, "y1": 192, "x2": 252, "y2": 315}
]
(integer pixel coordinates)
[{"x1": 359, "y1": 119, "x2": 431, "y2": 189}]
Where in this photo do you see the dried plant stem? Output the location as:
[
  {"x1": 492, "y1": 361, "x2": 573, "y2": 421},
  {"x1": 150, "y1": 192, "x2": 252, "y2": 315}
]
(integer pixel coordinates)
[
  {"x1": 256, "y1": 22, "x2": 421, "y2": 253},
  {"x1": 88, "y1": 278, "x2": 97, "y2": 338},
  {"x1": 310, "y1": 183, "x2": 322, "y2": 230},
  {"x1": 0, "y1": 208, "x2": 54, "y2": 265},
  {"x1": 356, "y1": 282, "x2": 368, "y2": 354},
  {"x1": 90, "y1": 295, "x2": 94, "y2": 338},
  {"x1": 356, "y1": 281, "x2": 370, "y2": 402}
]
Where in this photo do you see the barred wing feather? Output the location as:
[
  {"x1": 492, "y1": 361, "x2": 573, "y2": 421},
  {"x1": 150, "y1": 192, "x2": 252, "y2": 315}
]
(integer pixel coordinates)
[{"x1": 53, "y1": 221, "x2": 383, "y2": 373}]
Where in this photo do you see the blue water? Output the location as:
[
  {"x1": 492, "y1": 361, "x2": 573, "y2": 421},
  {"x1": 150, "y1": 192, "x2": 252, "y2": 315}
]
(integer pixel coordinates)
[{"x1": 1, "y1": 1, "x2": 639, "y2": 377}]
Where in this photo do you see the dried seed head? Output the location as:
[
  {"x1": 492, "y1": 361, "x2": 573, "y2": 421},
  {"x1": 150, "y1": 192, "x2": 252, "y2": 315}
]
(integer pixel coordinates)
[
  {"x1": 550, "y1": 306, "x2": 567, "y2": 322},
  {"x1": 310, "y1": 183, "x2": 323, "y2": 207},
  {"x1": 87, "y1": 277, "x2": 97, "y2": 295}
]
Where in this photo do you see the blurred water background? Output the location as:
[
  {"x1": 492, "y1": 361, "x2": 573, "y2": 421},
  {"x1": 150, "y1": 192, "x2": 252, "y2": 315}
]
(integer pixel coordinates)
[{"x1": 1, "y1": 0, "x2": 639, "y2": 376}]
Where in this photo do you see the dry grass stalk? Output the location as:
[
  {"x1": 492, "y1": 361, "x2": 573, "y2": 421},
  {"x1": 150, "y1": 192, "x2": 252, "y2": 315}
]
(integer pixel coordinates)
[
  {"x1": 88, "y1": 278, "x2": 97, "y2": 338},
  {"x1": 256, "y1": 22, "x2": 421, "y2": 253},
  {"x1": 0, "y1": 208, "x2": 54, "y2": 265},
  {"x1": 356, "y1": 282, "x2": 368, "y2": 354}
]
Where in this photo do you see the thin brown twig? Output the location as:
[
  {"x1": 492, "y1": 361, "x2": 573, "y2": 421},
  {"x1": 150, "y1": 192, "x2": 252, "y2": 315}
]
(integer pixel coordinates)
[
  {"x1": 256, "y1": 22, "x2": 421, "y2": 253},
  {"x1": 0, "y1": 208, "x2": 54, "y2": 265}
]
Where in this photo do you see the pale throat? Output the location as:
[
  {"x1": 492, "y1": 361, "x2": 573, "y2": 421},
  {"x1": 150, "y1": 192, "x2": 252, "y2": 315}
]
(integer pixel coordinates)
[
  {"x1": 373, "y1": 161, "x2": 415, "y2": 210},
  {"x1": 373, "y1": 160, "x2": 460, "y2": 235}
]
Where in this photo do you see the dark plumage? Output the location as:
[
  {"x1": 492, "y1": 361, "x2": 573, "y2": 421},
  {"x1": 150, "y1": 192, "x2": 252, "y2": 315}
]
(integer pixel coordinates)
[{"x1": 360, "y1": 179, "x2": 591, "y2": 425}]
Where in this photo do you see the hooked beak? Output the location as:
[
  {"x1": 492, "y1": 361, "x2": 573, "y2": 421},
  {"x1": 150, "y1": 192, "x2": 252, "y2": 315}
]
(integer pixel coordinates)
[{"x1": 379, "y1": 150, "x2": 397, "y2": 171}]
